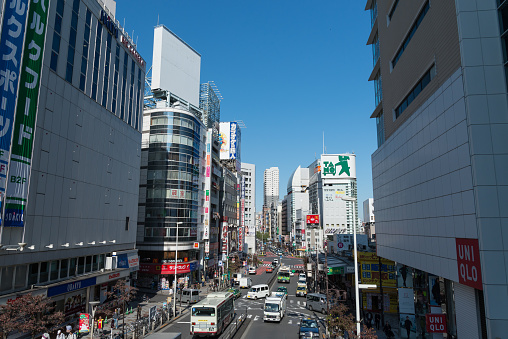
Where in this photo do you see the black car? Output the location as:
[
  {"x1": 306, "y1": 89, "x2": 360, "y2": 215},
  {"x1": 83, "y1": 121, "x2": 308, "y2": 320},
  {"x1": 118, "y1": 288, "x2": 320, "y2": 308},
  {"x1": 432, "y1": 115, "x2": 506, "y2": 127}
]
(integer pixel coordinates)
[{"x1": 299, "y1": 318, "x2": 320, "y2": 338}]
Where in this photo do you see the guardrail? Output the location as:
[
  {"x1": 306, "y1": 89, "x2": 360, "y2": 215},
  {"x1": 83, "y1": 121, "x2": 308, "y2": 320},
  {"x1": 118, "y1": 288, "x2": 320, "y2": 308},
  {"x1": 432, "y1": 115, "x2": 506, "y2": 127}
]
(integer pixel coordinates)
[{"x1": 220, "y1": 312, "x2": 247, "y2": 339}]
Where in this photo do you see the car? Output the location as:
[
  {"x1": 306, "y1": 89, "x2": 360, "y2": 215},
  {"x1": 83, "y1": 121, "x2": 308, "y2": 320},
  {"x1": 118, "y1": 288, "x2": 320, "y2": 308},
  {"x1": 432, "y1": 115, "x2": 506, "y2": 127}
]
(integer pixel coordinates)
[
  {"x1": 276, "y1": 286, "x2": 288, "y2": 295},
  {"x1": 290, "y1": 271, "x2": 295, "y2": 276},
  {"x1": 249, "y1": 267, "x2": 257, "y2": 275},
  {"x1": 273, "y1": 258, "x2": 279, "y2": 265},
  {"x1": 299, "y1": 318, "x2": 320, "y2": 338},
  {"x1": 227, "y1": 288, "x2": 242, "y2": 299},
  {"x1": 296, "y1": 285, "x2": 307, "y2": 297},
  {"x1": 266, "y1": 266, "x2": 273, "y2": 273}
]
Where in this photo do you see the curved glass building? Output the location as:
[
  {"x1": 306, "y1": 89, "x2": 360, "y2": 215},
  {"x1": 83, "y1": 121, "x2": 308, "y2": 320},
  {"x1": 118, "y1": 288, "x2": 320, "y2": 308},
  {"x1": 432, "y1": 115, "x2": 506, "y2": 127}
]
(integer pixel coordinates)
[{"x1": 138, "y1": 102, "x2": 205, "y2": 288}]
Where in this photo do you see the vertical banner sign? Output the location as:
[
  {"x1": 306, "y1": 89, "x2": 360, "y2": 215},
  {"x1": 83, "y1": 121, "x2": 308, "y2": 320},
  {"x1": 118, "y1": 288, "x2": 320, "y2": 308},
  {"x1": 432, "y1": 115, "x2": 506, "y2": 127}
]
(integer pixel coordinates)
[
  {"x1": 0, "y1": 0, "x2": 30, "y2": 225},
  {"x1": 455, "y1": 238, "x2": 482, "y2": 290},
  {"x1": 203, "y1": 130, "x2": 212, "y2": 258},
  {"x1": 4, "y1": 0, "x2": 48, "y2": 227}
]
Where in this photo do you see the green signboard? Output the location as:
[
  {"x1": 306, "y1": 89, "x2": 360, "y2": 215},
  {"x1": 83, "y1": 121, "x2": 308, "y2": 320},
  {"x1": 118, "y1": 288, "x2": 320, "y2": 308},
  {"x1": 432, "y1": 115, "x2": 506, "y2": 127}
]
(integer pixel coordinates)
[{"x1": 328, "y1": 267, "x2": 344, "y2": 275}]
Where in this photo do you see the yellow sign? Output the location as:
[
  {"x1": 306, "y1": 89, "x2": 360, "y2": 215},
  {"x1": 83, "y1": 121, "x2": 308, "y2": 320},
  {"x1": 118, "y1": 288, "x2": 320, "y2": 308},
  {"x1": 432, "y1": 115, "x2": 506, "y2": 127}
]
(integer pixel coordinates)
[{"x1": 358, "y1": 252, "x2": 397, "y2": 288}]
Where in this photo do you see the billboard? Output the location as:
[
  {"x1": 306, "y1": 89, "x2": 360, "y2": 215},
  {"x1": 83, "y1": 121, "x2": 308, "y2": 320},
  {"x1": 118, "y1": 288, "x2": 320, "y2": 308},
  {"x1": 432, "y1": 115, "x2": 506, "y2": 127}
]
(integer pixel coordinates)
[
  {"x1": 306, "y1": 215, "x2": 320, "y2": 225},
  {"x1": 456, "y1": 238, "x2": 482, "y2": 290},
  {"x1": 151, "y1": 26, "x2": 201, "y2": 106},
  {"x1": 358, "y1": 252, "x2": 397, "y2": 287},
  {"x1": 219, "y1": 122, "x2": 241, "y2": 164},
  {"x1": 320, "y1": 154, "x2": 356, "y2": 179}
]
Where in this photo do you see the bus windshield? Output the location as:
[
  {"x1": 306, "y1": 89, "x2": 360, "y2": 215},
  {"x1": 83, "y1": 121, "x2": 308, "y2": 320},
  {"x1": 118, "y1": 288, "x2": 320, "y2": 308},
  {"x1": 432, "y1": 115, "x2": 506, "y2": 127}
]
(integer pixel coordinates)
[
  {"x1": 192, "y1": 307, "x2": 215, "y2": 317},
  {"x1": 278, "y1": 272, "x2": 290, "y2": 278},
  {"x1": 265, "y1": 303, "x2": 279, "y2": 312}
]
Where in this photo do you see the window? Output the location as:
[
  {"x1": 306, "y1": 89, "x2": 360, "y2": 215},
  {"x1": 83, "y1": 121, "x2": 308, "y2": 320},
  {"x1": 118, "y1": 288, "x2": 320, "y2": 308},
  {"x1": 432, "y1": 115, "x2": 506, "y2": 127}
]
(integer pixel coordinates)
[
  {"x1": 102, "y1": 33, "x2": 112, "y2": 108},
  {"x1": 14, "y1": 265, "x2": 27, "y2": 289},
  {"x1": 85, "y1": 256, "x2": 92, "y2": 272},
  {"x1": 39, "y1": 262, "x2": 49, "y2": 283},
  {"x1": 65, "y1": 0, "x2": 80, "y2": 82},
  {"x1": 372, "y1": 33, "x2": 379, "y2": 65},
  {"x1": 77, "y1": 257, "x2": 85, "y2": 275},
  {"x1": 112, "y1": 44, "x2": 120, "y2": 114},
  {"x1": 374, "y1": 72, "x2": 382, "y2": 106},
  {"x1": 392, "y1": 1, "x2": 430, "y2": 68},
  {"x1": 79, "y1": 10, "x2": 92, "y2": 91},
  {"x1": 60, "y1": 259, "x2": 69, "y2": 279},
  {"x1": 50, "y1": 260, "x2": 59, "y2": 281},
  {"x1": 125, "y1": 216, "x2": 130, "y2": 230},
  {"x1": 128, "y1": 59, "x2": 135, "y2": 125},
  {"x1": 376, "y1": 112, "x2": 385, "y2": 147},
  {"x1": 120, "y1": 50, "x2": 128, "y2": 120},
  {"x1": 370, "y1": 0, "x2": 378, "y2": 28},
  {"x1": 394, "y1": 65, "x2": 435, "y2": 118},
  {"x1": 388, "y1": 0, "x2": 400, "y2": 21},
  {"x1": 69, "y1": 257, "x2": 77, "y2": 276},
  {"x1": 50, "y1": 0, "x2": 65, "y2": 71},
  {"x1": 92, "y1": 255, "x2": 99, "y2": 271},
  {"x1": 0, "y1": 266, "x2": 13, "y2": 291},
  {"x1": 91, "y1": 24, "x2": 102, "y2": 100},
  {"x1": 28, "y1": 263, "x2": 39, "y2": 285}
]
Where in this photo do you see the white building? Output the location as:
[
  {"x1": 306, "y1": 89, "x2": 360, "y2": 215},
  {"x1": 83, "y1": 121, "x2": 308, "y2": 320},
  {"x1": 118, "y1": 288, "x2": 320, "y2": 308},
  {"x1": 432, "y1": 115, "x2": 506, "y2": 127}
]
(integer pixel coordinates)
[
  {"x1": 241, "y1": 163, "x2": 256, "y2": 254},
  {"x1": 263, "y1": 167, "x2": 279, "y2": 209},
  {"x1": 287, "y1": 166, "x2": 310, "y2": 250},
  {"x1": 0, "y1": 0, "x2": 143, "y2": 313}
]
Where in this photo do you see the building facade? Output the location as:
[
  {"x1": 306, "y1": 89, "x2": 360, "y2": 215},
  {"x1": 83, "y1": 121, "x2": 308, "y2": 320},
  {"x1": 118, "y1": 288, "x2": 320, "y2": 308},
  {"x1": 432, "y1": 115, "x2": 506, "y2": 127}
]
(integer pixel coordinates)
[
  {"x1": 263, "y1": 167, "x2": 279, "y2": 210},
  {"x1": 367, "y1": 0, "x2": 508, "y2": 336},
  {"x1": 241, "y1": 162, "x2": 256, "y2": 254},
  {"x1": 0, "y1": 0, "x2": 143, "y2": 317}
]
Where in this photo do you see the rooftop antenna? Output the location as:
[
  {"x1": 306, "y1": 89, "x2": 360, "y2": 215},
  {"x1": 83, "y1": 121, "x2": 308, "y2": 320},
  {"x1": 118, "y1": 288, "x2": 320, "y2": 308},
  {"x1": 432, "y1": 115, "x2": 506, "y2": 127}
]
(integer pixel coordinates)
[{"x1": 157, "y1": 14, "x2": 159, "y2": 26}]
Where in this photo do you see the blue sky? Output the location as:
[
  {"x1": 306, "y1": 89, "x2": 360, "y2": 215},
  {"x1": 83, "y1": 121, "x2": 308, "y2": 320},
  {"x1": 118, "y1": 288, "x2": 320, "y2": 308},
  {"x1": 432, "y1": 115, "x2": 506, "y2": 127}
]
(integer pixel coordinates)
[{"x1": 117, "y1": 1, "x2": 377, "y2": 218}]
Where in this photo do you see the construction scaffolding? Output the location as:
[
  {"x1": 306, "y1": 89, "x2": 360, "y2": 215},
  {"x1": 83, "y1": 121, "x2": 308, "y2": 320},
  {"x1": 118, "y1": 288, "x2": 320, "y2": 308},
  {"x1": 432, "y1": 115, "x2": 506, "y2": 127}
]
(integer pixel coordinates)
[{"x1": 199, "y1": 81, "x2": 223, "y2": 128}]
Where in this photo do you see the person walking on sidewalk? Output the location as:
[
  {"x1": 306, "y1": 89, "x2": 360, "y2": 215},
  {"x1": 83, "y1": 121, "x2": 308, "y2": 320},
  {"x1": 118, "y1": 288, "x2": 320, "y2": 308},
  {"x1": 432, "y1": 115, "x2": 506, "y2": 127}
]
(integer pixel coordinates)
[
  {"x1": 56, "y1": 329, "x2": 65, "y2": 339},
  {"x1": 113, "y1": 309, "x2": 119, "y2": 329},
  {"x1": 65, "y1": 325, "x2": 76, "y2": 339}
]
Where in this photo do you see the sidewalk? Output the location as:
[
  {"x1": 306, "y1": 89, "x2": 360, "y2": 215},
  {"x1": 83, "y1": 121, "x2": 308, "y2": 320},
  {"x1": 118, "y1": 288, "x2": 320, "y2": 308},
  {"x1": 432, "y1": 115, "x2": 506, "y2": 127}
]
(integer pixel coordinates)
[{"x1": 79, "y1": 283, "x2": 227, "y2": 338}]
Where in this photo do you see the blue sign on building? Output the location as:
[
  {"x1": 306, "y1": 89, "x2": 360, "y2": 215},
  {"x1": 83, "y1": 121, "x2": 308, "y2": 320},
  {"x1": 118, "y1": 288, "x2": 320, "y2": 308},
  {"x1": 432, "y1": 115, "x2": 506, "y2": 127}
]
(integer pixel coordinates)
[
  {"x1": 117, "y1": 254, "x2": 129, "y2": 268},
  {"x1": 47, "y1": 277, "x2": 97, "y2": 297}
]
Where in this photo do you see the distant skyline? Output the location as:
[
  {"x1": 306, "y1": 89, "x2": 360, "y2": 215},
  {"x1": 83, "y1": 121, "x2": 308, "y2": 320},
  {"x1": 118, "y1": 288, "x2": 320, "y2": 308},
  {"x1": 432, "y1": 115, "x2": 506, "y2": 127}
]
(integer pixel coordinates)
[{"x1": 117, "y1": 1, "x2": 376, "y2": 218}]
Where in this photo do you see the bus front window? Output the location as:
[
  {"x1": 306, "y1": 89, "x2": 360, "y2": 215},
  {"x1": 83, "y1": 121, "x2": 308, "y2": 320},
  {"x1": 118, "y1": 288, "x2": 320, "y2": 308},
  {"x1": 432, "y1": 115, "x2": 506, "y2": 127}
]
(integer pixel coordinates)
[{"x1": 192, "y1": 307, "x2": 215, "y2": 317}]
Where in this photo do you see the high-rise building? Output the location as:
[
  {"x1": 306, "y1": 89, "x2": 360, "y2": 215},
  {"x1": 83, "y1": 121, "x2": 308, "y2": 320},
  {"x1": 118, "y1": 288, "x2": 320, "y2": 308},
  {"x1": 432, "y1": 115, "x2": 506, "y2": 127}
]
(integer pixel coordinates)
[
  {"x1": 199, "y1": 81, "x2": 222, "y2": 129},
  {"x1": 241, "y1": 163, "x2": 256, "y2": 254},
  {"x1": 0, "y1": 0, "x2": 144, "y2": 312},
  {"x1": 263, "y1": 167, "x2": 279, "y2": 209},
  {"x1": 363, "y1": 198, "x2": 375, "y2": 242},
  {"x1": 366, "y1": 0, "x2": 508, "y2": 336},
  {"x1": 138, "y1": 25, "x2": 203, "y2": 289},
  {"x1": 287, "y1": 166, "x2": 310, "y2": 249}
]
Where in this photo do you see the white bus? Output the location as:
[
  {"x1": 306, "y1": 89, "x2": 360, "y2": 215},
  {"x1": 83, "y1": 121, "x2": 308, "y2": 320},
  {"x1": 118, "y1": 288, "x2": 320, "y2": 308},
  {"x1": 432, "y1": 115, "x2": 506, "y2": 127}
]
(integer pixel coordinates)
[{"x1": 190, "y1": 292, "x2": 235, "y2": 337}]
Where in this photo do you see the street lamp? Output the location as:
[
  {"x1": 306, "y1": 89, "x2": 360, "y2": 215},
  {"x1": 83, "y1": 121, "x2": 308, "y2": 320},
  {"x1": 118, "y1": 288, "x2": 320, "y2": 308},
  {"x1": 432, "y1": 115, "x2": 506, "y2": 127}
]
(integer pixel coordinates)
[
  {"x1": 340, "y1": 195, "x2": 360, "y2": 336},
  {"x1": 89, "y1": 301, "x2": 100, "y2": 339},
  {"x1": 173, "y1": 221, "x2": 183, "y2": 319}
]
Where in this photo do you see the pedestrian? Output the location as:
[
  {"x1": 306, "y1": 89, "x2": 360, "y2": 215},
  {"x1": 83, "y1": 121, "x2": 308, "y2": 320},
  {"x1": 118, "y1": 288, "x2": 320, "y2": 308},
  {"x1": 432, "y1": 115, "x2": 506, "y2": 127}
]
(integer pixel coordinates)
[
  {"x1": 375, "y1": 313, "x2": 381, "y2": 330},
  {"x1": 42, "y1": 333, "x2": 50, "y2": 339},
  {"x1": 56, "y1": 329, "x2": 65, "y2": 339},
  {"x1": 113, "y1": 309, "x2": 119, "y2": 329},
  {"x1": 65, "y1": 325, "x2": 76, "y2": 339},
  {"x1": 383, "y1": 321, "x2": 394, "y2": 339},
  {"x1": 404, "y1": 316, "x2": 413, "y2": 338},
  {"x1": 137, "y1": 305, "x2": 142, "y2": 321},
  {"x1": 97, "y1": 316, "x2": 104, "y2": 334}
]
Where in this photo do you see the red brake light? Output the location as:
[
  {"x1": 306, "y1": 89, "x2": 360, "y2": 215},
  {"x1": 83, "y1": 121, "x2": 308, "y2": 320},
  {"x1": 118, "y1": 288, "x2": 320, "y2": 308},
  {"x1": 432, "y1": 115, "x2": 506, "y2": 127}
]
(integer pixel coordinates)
[
  {"x1": 211, "y1": 322, "x2": 215, "y2": 325},
  {"x1": 192, "y1": 322, "x2": 196, "y2": 325}
]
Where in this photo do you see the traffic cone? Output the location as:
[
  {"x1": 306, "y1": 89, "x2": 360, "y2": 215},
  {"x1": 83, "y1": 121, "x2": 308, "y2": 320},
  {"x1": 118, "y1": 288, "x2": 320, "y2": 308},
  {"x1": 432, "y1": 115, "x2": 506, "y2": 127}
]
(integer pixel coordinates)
[{"x1": 104, "y1": 316, "x2": 108, "y2": 324}]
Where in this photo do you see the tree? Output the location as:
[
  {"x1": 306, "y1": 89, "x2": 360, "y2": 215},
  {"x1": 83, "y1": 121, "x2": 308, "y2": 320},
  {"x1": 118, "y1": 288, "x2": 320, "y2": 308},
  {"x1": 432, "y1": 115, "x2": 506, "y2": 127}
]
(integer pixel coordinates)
[
  {"x1": 107, "y1": 279, "x2": 138, "y2": 339},
  {"x1": 326, "y1": 294, "x2": 378, "y2": 339},
  {"x1": 0, "y1": 293, "x2": 64, "y2": 339}
]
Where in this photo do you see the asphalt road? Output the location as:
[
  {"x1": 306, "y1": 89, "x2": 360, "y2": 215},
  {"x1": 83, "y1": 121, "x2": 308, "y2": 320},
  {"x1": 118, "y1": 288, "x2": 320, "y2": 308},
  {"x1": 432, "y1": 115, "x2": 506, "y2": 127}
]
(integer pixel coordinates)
[{"x1": 160, "y1": 253, "x2": 325, "y2": 339}]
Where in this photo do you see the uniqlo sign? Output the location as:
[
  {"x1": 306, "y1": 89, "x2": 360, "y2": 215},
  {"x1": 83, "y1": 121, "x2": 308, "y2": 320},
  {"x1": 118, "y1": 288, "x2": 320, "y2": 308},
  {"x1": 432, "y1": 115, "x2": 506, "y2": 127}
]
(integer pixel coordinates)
[
  {"x1": 426, "y1": 314, "x2": 447, "y2": 333},
  {"x1": 455, "y1": 238, "x2": 482, "y2": 290}
]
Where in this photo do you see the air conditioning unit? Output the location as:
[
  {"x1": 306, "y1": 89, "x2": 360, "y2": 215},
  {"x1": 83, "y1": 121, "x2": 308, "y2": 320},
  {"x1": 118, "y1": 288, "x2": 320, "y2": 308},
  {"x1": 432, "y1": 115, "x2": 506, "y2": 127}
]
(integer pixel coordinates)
[{"x1": 105, "y1": 256, "x2": 117, "y2": 270}]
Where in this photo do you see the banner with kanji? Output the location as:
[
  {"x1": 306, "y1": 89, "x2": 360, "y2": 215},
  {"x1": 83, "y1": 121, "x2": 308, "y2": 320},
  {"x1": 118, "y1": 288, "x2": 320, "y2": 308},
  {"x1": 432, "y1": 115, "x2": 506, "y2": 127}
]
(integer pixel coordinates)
[
  {"x1": 0, "y1": 0, "x2": 30, "y2": 225},
  {"x1": 4, "y1": 0, "x2": 49, "y2": 226}
]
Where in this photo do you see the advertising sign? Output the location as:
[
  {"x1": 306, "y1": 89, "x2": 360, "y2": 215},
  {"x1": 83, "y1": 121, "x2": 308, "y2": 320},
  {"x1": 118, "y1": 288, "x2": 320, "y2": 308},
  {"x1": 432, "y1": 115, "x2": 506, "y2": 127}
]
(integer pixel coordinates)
[
  {"x1": 139, "y1": 262, "x2": 198, "y2": 274},
  {"x1": 0, "y1": 0, "x2": 30, "y2": 225},
  {"x1": 229, "y1": 122, "x2": 238, "y2": 159},
  {"x1": 456, "y1": 238, "x2": 482, "y2": 290},
  {"x1": 219, "y1": 122, "x2": 230, "y2": 159},
  {"x1": 328, "y1": 266, "x2": 344, "y2": 275},
  {"x1": 398, "y1": 288, "x2": 415, "y2": 314},
  {"x1": 306, "y1": 215, "x2": 320, "y2": 225},
  {"x1": 426, "y1": 314, "x2": 447, "y2": 333},
  {"x1": 320, "y1": 154, "x2": 356, "y2": 179},
  {"x1": 358, "y1": 252, "x2": 396, "y2": 287},
  {"x1": 222, "y1": 222, "x2": 228, "y2": 254},
  {"x1": 5, "y1": 0, "x2": 49, "y2": 227},
  {"x1": 47, "y1": 277, "x2": 97, "y2": 297},
  {"x1": 203, "y1": 130, "x2": 212, "y2": 242},
  {"x1": 78, "y1": 313, "x2": 90, "y2": 333}
]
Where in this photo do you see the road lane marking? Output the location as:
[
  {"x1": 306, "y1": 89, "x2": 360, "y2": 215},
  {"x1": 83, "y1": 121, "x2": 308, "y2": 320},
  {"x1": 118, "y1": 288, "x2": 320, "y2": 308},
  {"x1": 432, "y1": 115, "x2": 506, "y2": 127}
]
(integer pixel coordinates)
[
  {"x1": 254, "y1": 315, "x2": 259, "y2": 321},
  {"x1": 288, "y1": 319, "x2": 293, "y2": 324},
  {"x1": 297, "y1": 301, "x2": 300, "y2": 305},
  {"x1": 177, "y1": 321, "x2": 190, "y2": 324},
  {"x1": 247, "y1": 314, "x2": 252, "y2": 318}
]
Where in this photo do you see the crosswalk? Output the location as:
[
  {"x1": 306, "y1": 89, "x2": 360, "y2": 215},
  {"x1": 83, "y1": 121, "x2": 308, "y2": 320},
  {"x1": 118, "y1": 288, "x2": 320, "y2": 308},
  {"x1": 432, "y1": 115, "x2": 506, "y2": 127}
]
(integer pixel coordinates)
[{"x1": 241, "y1": 310, "x2": 323, "y2": 326}]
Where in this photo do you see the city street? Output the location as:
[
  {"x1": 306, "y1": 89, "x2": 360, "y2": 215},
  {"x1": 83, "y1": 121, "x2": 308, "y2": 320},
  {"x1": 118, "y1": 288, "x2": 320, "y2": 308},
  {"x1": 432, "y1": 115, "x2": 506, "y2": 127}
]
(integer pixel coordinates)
[{"x1": 159, "y1": 253, "x2": 326, "y2": 339}]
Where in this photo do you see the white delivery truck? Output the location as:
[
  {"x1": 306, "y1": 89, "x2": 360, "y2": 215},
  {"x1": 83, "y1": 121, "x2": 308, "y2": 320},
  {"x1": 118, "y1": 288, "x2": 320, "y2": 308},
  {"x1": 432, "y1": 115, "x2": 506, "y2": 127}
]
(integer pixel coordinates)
[
  {"x1": 239, "y1": 277, "x2": 252, "y2": 289},
  {"x1": 263, "y1": 292, "x2": 287, "y2": 322}
]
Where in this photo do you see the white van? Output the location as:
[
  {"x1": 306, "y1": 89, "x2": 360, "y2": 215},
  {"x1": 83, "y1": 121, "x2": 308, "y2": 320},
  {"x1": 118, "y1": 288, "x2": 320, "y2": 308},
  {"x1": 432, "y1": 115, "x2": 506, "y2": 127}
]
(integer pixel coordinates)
[
  {"x1": 306, "y1": 293, "x2": 327, "y2": 313},
  {"x1": 247, "y1": 284, "x2": 270, "y2": 300},
  {"x1": 239, "y1": 277, "x2": 252, "y2": 289},
  {"x1": 178, "y1": 288, "x2": 200, "y2": 304},
  {"x1": 299, "y1": 273, "x2": 306, "y2": 280}
]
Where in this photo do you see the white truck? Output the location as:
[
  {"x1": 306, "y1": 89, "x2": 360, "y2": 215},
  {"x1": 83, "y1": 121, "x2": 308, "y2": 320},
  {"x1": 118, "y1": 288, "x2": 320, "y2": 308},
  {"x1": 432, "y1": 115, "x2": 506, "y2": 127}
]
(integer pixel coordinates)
[
  {"x1": 239, "y1": 277, "x2": 252, "y2": 289},
  {"x1": 263, "y1": 292, "x2": 287, "y2": 322}
]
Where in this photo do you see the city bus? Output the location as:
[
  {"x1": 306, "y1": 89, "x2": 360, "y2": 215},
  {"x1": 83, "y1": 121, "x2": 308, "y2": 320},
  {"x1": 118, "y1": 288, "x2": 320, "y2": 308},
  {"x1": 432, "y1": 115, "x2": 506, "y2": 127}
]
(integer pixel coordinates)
[
  {"x1": 277, "y1": 267, "x2": 290, "y2": 283},
  {"x1": 190, "y1": 292, "x2": 235, "y2": 337}
]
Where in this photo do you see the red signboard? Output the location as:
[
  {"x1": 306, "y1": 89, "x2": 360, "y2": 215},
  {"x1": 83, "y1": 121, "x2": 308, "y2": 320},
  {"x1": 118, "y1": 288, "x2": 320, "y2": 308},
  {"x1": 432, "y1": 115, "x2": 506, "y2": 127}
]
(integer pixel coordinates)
[
  {"x1": 139, "y1": 262, "x2": 196, "y2": 275},
  {"x1": 455, "y1": 238, "x2": 482, "y2": 290},
  {"x1": 306, "y1": 215, "x2": 320, "y2": 225},
  {"x1": 426, "y1": 314, "x2": 447, "y2": 333}
]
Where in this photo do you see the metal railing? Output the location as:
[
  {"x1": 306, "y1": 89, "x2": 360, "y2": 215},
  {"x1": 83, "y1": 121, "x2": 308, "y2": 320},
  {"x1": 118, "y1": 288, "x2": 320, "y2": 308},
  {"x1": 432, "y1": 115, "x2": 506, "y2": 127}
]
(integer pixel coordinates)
[{"x1": 220, "y1": 312, "x2": 247, "y2": 339}]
